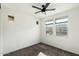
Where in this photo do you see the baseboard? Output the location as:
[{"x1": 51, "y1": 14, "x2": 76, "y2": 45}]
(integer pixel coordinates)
[
  {"x1": 40, "y1": 42, "x2": 79, "y2": 55},
  {"x1": 3, "y1": 42, "x2": 41, "y2": 55},
  {"x1": 4, "y1": 42, "x2": 79, "y2": 56}
]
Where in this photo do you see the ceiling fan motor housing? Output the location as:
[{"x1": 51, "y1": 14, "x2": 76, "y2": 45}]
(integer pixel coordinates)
[
  {"x1": 42, "y1": 5, "x2": 45, "y2": 8},
  {"x1": 42, "y1": 9, "x2": 46, "y2": 12}
]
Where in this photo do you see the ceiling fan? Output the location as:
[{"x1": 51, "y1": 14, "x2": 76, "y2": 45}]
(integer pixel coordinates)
[{"x1": 32, "y1": 3, "x2": 56, "y2": 14}]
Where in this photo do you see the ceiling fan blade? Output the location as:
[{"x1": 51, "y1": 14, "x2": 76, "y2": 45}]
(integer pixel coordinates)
[
  {"x1": 0, "y1": 3, "x2": 1, "y2": 8},
  {"x1": 35, "y1": 11, "x2": 41, "y2": 14},
  {"x1": 44, "y1": 3, "x2": 50, "y2": 9},
  {"x1": 32, "y1": 6, "x2": 42, "y2": 10},
  {"x1": 46, "y1": 9, "x2": 56, "y2": 11}
]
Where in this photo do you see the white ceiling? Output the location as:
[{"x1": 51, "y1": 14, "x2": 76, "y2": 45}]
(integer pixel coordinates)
[{"x1": 2, "y1": 3, "x2": 79, "y2": 18}]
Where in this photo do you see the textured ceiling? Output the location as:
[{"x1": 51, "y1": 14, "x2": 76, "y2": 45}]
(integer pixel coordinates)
[{"x1": 2, "y1": 3, "x2": 79, "y2": 18}]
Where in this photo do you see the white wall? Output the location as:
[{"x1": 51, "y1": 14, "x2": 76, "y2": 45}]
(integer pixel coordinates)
[
  {"x1": 1, "y1": 4, "x2": 40, "y2": 54},
  {"x1": 0, "y1": 8, "x2": 2, "y2": 56},
  {"x1": 40, "y1": 7, "x2": 79, "y2": 54},
  {"x1": 0, "y1": 9, "x2": 1, "y2": 55}
]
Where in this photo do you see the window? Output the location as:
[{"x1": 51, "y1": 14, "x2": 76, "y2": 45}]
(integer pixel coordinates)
[
  {"x1": 55, "y1": 16, "x2": 68, "y2": 36},
  {"x1": 45, "y1": 20, "x2": 53, "y2": 35}
]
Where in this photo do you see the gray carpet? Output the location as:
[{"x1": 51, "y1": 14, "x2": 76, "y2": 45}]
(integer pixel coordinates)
[{"x1": 4, "y1": 43, "x2": 79, "y2": 56}]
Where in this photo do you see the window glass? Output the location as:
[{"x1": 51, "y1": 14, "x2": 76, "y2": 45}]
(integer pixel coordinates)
[
  {"x1": 56, "y1": 17, "x2": 68, "y2": 36},
  {"x1": 45, "y1": 20, "x2": 53, "y2": 35}
]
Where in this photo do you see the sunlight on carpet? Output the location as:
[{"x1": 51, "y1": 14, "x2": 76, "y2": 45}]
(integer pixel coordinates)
[{"x1": 38, "y1": 52, "x2": 47, "y2": 56}]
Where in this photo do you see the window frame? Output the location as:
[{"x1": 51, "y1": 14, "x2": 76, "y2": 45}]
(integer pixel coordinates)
[
  {"x1": 55, "y1": 16, "x2": 68, "y2": 36},
  {"x1": 45, "y1": 20, "x2": 54, "y2": 35}
]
